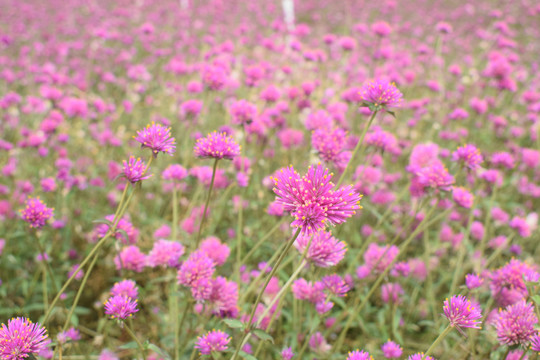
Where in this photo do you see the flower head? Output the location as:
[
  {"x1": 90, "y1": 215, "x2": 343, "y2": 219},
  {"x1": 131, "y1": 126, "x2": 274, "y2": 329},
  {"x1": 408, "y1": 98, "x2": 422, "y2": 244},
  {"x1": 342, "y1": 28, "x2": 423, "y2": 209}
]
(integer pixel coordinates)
[
  {"x1": 346, "y1": 350, "x2": 373, "y2": 360},
  {"x1": 407, "y1": 354, "x2": 436, "y2": 360},
  {"x1": 271, "y1": 163, "x2": 362, "y2": 235},
  {"x1": 381, "y1": 340, "x2": 403, "y2": 358},
  {"x1": 110, "y1": 280, "x2": 138, "y2": 299},
  {"x1": 104, "y1": 295, "x2": 139, "y2": 320},
  {"x1": 294, "y1": 230, "x2": 347, "y2": 267},
  {"x1": 122, "y1": 156, "x2": 151, "y2": 184},
  {"x1": 195, "y1": 330, "x2": 230, "y2": 355},
  {"x1": 359, "y1": 79, "x2": 403, "y2": 110},
  {"x1": 147, "y1": 239, "x2": 185, "y2": 268},
  {"x1": 177, "y1": 250, "x2": 215, "y2": 287},
  {"x1": 495, "y1": 301, "x2": 538, "y2": 346},
  {"x1": 194, "y1": 132, "x2": 240, "y2": 160},
  {"x1": 415, "y1": 163, "x2": 455, "y2": 190},
  {"x1": 452, "y1": 144, "x2": 483, "y2": 170},
  {"x1": 0, "y1": 317, "x2": 48, "y2": 360},
  {"x1": 443, "y1": 295, "x2": 482, "y2": 329},
  {"x1": 452, "y1": 187, "x2": 474, "y2": 208},
  {"x1": 20, "y1": 197, "x2": 54, "y2": 228},
  {"x1": 133, "y1": 122, "x2": 176, "y2": 156}
]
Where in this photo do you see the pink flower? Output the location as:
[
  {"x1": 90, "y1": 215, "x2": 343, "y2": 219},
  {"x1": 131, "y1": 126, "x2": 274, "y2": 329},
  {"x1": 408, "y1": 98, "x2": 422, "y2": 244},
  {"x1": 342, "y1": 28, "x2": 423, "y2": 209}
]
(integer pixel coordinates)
[
  {"x1": 194, "y1": 132, "x2": 240, "y2": 160},
  {"x1": 20, "y1": 197, "x2": 54, "y2": 229},
  {"x1": 133, "y1": 122, "x2": 176, "y2": 156}
]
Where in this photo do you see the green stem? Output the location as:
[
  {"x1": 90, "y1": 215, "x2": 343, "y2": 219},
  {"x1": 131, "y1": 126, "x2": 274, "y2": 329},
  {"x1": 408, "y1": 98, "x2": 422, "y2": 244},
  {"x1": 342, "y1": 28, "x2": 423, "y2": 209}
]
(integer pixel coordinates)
[
  {"x1": 196, "y1": 158, "x2": 219, "y2": 248},
  {"x1": 241, "y1": 219, "x2": 286, "y2": 264},
  {"x1": 422, "y1": 325, "x2": 453, "y2": 360},
  {"x1": 61, "y1": 252, "x2": 100, "y2": 332},
  {"x1": 479, "y1": 186, "x2": 497, "y2": 256},
  {"x1": 231, "y1": 228, "x2": 302, "y2": 360},
  {"x1": 172, "y1": 186, "x2": 178, "y2": 241},
  {"x1": 336, "y1": 110, "x2": 378, "y2": 188},
  {"x1": 35, "y1": 233, "x2": 59, "y2": 294},
  {"x1": 449, "y1": 201, "x2": 477, "y2": 297},
  {"x1": 332, "y1": 202, "x2": 444, "y2": 352},
  {"x1": 236, "y1": 193, "x2": 243, "y2": 284},
  {"x1": 42, "y1": 269, "x2": 48, "y2": 314},
  {"x1": 124, "y1": 322, "x2": 147, "y2": 360}
]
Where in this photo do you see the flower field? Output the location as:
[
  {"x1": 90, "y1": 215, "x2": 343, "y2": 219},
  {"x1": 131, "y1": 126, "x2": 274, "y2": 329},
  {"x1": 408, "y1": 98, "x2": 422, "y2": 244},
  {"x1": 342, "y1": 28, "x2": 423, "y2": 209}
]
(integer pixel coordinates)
[{"x1": 1, "y1": 0, "x2": 540, "y2": 359}]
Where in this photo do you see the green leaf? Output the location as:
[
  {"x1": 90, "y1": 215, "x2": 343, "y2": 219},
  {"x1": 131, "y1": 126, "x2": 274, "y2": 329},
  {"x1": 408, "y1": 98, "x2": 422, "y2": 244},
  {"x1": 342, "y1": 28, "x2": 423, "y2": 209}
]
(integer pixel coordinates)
[
  {"x1": 116, "y1": 229, "x2": 129, "y2": 242},
  {"x1": 147, "y1": 343, "x2": 171, "y2": 359},
  {"x1": 252, "y1": 329, "x2": 274, "y2": 344},
  {"x1": 238, "y1": 350, "x2": 258, "y2": 360},
  {"x1": 119, "y1": 341, "x2": 139, "y2": 350},
  {"x1": 222, "y1": 318, "x2": 245, "y2": 329},
  {"x1": 532, "y1": 295, "x2": 540, "y2": 306},
  {"x1": 92, "y1": 219, "x2": 113, "y2": 226},
  {"x1": 386, "y1": 110, "x2": 396, "y2": 118}
]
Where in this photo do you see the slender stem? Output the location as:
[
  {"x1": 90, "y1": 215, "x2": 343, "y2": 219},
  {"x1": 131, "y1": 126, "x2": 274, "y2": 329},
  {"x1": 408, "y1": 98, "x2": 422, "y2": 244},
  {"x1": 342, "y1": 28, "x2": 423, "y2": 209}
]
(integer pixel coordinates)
[
  {"x1": 42, "y1": 233, "x2": 110, "y2": 323},
  {"x1": 519, "y1": 349, "x2": 529, "y2": 360},
  {"x1": 196, "y1": 158, "x2": 219, "y2": 247},
  {"x1": 479, "y1": 186, "x2": 497, "y2": 256},
  {"x1": 124, "y1": 322, "x2": 147, "y2": 360},
  {"x1": 61, "y1": 252, "x2": 100, "y2": 332},
  {"x1": 336, "y1": 110, "x2": 378, "y2": 188},
  {"x1": 35, "y1": 233, "x2": 59, "y2": 294},
  {"x1": 501, "y1": 348, "x2": 511, "y2": 360},
  {"x1": 236, "y1": 193, "x2": 244, "y2": 283},
  {"x1": 332, "y1": 203, "x2": 443, "y2": 352},
  {"x1": 42, "y1": 269, "x2": 48, "y2": 314},
  {"x1": 485, "y1": 234, "x2": 514, "y2": 267},
  {"x1": 422, "y1": 325, "x2": 453, "y2": 360},
  {"x1": 296, "y1": 316, "x2": 320, "y2": 359},
  {"x1": 172, "y1": 186, "x2": 178, "y2": 241},
  {"x1": 231, "y1": 228, "x2": 302, "y2": 360},
  {"x1": 241, "y1": 219, "x2": 286, "y2": 264},
  {"x1": 449, "y1": 200, "x2": 477, "y2": 297}
]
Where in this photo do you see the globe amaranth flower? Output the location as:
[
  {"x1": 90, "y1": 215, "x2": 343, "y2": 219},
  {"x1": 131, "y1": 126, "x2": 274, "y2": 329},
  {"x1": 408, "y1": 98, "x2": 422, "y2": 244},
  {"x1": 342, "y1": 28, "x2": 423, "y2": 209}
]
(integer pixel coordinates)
[
  {"x1": 114, "y1": 245, "x2": 146, "y2": 272},
  {"x1": 281, "y1": 347, "x2": 294, "y2": 360},
  {"x1": 359, "y1": 79, "x2": 403, "y2": 110},
  {"x1": 495, "y1": 301, "x2": 538, "y2": 346},
  {"x1": 104, "y1": 295, "x2": 139, "y2": 320},
  {"x1": 415, "y1": 162, "x2": 455, "y2": 191},
  {"x1": 381, "y1": 340, "x2": 403, "y2": 358},
  {"x1": 443, "y1": 295, "x2": 482, "y2": 330},
  {"x1": 346, "y1": 350, "x2": 373, "y2": 360},
  {"x1": 110, "y1": 279, "x2": 138, "y2": 299},
  {"x1": 177, "y1": 250, "x2": 215, "y2": 287},
  {"x1": 311, "y1": 127, "x2": 347, "y2": 163},
  {"x1": 0, "y1": 317, "x2": 48, "y2": 360},
  {"x1": 271, "y1": 163, "x2": 362, "y2": 235},
  {"x1": 122, "y1": 156, "x2": 152, "y2": 184},
  {"x1": 194, "y1": 131, "x2": 240, "y2": 160},
  {"x1": 490, "y1": 259, "x2": 538, "y2": 307},
  {"x1": 147, "y1": 239, "x2": 185, "y2": 268},
  {"x1": 408, "y1": 354, "x2": 436, "y2": 360},
  {"x1": 531, "y1": 332, "x2": 540, "y2": 352},
  {"x1": 451, "y1": 144, "x2": 483, "y2": 170},
  {"x1": 229, "y1": 99, "x2": 258, "y2": 125},
  {"x1": 322, "y1": 274, "x2": 350, "y2": 297},
  {"x1": 195, "y1": 330, "x2": 231, "y2": 355},
  {"x1": 294, "y1": 230, "x2": 347, "y2": 267},
  {"x1": 452, "y1": 187, "x2": 474, "y2": 208},
  {"x1": 133, "y1": 122, "x2": 176, "y2": 156},
  {"x1": 20, "y1": 197, "x2": 54, "y2": 228}
]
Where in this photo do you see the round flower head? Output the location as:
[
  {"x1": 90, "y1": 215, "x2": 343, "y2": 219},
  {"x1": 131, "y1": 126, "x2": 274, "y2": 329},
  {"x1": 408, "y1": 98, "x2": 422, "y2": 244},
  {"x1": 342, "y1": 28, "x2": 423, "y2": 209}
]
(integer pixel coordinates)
[
  {"x1": 229, "y1": 99, "x2": 257, "y2": 125},
  {"x1": 110, "y1": 279, "x2": 138, "y2": 299},
  {"x1": 443, "y1": 295, "x2": 482, "y2": 330},
  {"x1": 194, "y1": 132, "x2": 240, "y2": 160},
  {"x1": 177, "y1": 250, "x2": 216, "y2": 287},
  {"x1": 133, "y1": 122, "x2": 176, "y2": 156},
  {"x1": 408, "y1": 354, "x2": 436, "y2": 360},
  {"x1": 452, "y1": 144, "x2": 483, "y2": 170},
  {"x1": 147, "y1": 239, "x2": 185, "y2": 268},
  {"x1": 122, "y1": 156, "x2": 152, "y2": 184},
  {"x1": 347, "y1": 350, "x2": 373, "y2": 360},
  {"x1": 294, "y1": 230, "x2": 347, "y2": 267},
  {"x1": 0, "y1": 317, "x2": 48, "y2": 360},
  {"x1": 381, "y1": 340, "x2": 403, "y2": 358},
  {"x1": 104, "y1": 295, "x2": 139, "y2": 320},
  {"x1": 20, "y1": 197, "x2": 54, "y2": 228},
  {"x1": 114, "y1": 246, "x2": 146, "y2": 272},
  {"x1": 271, "y1": 163, "x2": 362, "y2": 235},
  {"x1": 452, "y1": 187, "x2": 473, "y2": 208},
  {"x1": 195, "y1": 330, "x2": 231, "y2": 355},
  {"x1": 531, "y1": 332, "x2": 540, "y2": 352},
  {"x1": 281, "y1": 347, "x2": 294, "y2": 360},
  {"x1": 415, "y1": 163, "x2": 455, "y2": 191},
  {"x1": 359, "y1": 79, "x2": 403, "y2": 110},
  {"x1": 495, "y1": 301, "x2": 538, "y2": 346}
]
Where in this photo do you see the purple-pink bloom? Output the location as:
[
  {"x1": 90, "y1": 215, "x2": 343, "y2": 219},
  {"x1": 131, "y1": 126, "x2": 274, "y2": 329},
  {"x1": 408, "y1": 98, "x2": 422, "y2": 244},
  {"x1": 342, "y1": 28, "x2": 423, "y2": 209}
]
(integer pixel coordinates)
[
  {"x1": 122, "y1": 156, "x2": 152, "y2": 184},
  {"x1": 452, "y1": 144, "x2": 483, "y2": 170},
  {"x1": 194, "y1": 132, "x2": 240, "y2": 160},
  {"x1": 281, "y1": 347, "x2": 294, "y2": 360},
  {"x1": 294, "y1": 230, "x2": 347, "y2": 267},
  {"x1": 531, "y1": 332, "x2": 540, "y2": 352},
  {"x1": 177, "y1": 250, "x2": 215, "y2": 287},
  {"x1": 114, "y1": 246, "x2": 146, "y2": 272},
  {"x1": 381, "y1": 340, "x2": 402, "y2": 358},
  {"x1": 443, "y1": 295, "x2": 482, "y2": 329},
  {"x1": 364, "y1": 243, "x2": 399, "y2": 273},
  {"x1": 20, "y1": 197, "x2": 54, "y2": 228},
  {"x1": 110, "y1": 279, "x2": 138, "y2": 299},
  {"x1": 104, "y1": 295, "x2": 139, "y2": 320},
  {"x1": 229, "y1": 99, "x2": 257, "y2": 125},
  {"x1": 322, "y1": 274, "x2": 350, "y2": 297},
  {"x1": 133, "y1": 122, "x2": 176, "y2": 156},
  {"x1": 346, "y1": 350, "x2": 373, "y2": 360},
  {"x1": 0, "y1": 317, "x2": 48, "y2": 360},
  {"x1": 415, "y1": 163, "x2": 455, "y2": 190},
  {"x1": 147, "y1": 239, "x2": 185, "y2": 268},
  {"x1": 199, "y1": 236, "x2": 230, "y2": 266},
  {"x1": 271, "y1": 163, "x2": 362, "y2": 235},
  {"x1": 408, "y1": 354, "x2": 436, "y2": 360},
  {"x1": 195, "y1": 330, "x2": 230, "y2": 355},
  {"x1": 495, "y1": 301, "x2": 538, "y2": 346},
  {"x1": 452, "y1": 187, "x2": 474, "y2": 208},
  {"x1": 359, "y1": 79, "x2": 403, "y2": 109}
]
